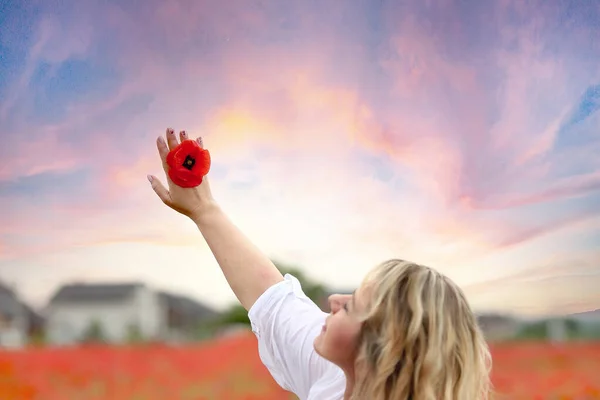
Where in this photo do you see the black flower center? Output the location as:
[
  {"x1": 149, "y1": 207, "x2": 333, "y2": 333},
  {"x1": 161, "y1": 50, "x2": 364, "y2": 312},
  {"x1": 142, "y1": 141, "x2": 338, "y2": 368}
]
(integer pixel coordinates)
[{"x1": 182, "y1": 155, "x2": 196, "y2": 170}]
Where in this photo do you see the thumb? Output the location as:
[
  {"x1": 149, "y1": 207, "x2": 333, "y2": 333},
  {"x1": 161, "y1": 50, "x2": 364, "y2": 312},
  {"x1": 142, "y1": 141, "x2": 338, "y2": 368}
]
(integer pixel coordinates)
[{"x1": 147, "y1": 175, "x2": 171, "y2": 205}]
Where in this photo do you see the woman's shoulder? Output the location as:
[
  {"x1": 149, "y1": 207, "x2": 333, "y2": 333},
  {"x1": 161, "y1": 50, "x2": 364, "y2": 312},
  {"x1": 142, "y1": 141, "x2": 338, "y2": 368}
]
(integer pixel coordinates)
[
  {"x1": 248, "y1": 273, "x2": 324, "y2": 332},
  {"x1": 248, "y1": 273, "x2": 340, "y2": 399}
]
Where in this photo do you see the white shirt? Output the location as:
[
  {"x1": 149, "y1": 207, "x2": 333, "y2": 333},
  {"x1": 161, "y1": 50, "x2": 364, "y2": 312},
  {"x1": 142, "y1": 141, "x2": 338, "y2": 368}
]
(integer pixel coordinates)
[{"x1": 248, "y1": 274, "x2": 346, "y2": 400}]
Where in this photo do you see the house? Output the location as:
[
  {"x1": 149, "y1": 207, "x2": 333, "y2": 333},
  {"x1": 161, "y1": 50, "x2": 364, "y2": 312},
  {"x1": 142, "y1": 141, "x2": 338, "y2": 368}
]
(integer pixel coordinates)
[
  {"x1": 476, "y1": 313, "x2": 520, "y2": 341},
  {"x1": 21, "y1": 302, "x2": 45, "y2": 340},
  {"x1": 570, "y1": 309, "x2": 600, "y2": 325},
  {"x1": 45, "y1": 281, "x2": 221, "y2": 345},
  {"x1": 45, "y1": 282, "x2": 164, "y2": 345},
  {"x1": 568, "y1": 309, "x2": 600, "y2": 338},
  {"x1": 0, "y1": 281, "x2": 29, "y2": 348},
  {"x1": 158, "y1": 291, "x2": 220, "y2": 343},
  {"x1": 513, "y1": 310, "x2": 600, "y2": 342}
]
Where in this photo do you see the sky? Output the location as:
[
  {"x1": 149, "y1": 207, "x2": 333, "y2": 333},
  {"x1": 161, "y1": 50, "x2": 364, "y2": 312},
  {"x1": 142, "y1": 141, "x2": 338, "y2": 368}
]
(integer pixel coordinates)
[{"x1": 0, "y1": 0, "x2": 599, "y2": 317}]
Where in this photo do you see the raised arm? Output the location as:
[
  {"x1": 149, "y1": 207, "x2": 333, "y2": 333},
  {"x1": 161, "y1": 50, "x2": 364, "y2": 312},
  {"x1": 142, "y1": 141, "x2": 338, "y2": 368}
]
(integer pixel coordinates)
[
  {"x1": 148, "y1": 128, "x2": 283, "y2": 310},
  {"x1": 191, "y1": 202, "x2": 284, "y2": 310}
]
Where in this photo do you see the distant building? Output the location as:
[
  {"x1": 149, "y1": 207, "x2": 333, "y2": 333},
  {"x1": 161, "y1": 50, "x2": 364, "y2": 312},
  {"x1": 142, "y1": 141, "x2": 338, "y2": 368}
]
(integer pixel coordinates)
[
  {"x1": 570, "y1": 309, "x2": 600, "y2": 325},
  {"x1": 158, "y1": 291, "x2": 220, "y2": 343},
  {"x1": 476, "y1": 313, "x2": 520, "y2": 341},
  {"x1": 45, "y1": 282, "x2": 164, "y2": 345},
  {"x1": 45, "y1": 282, "x2": 220, "y2": 345},
  {"x1": 568, "y1": 309, "x2": 600, "y2": 338},
  {"x1": 0, "y1": 282, "x2": 28, "y2": 348},
  {"x1": 22, "y1": 302, "x2": 45, "y2": 340}
]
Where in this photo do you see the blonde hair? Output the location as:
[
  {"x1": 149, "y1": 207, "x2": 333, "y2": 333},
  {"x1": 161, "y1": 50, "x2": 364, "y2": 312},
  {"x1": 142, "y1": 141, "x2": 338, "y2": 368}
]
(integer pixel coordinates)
[{"x1": 351, "y1": 259, "x2": 492, "y2": 400}]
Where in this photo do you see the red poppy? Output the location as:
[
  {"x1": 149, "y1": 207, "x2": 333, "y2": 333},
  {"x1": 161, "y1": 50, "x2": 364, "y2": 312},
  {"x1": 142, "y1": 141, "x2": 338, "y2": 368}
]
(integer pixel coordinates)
[{"x1": 166, "y1": 139, "x2": 211, "y2": 188}]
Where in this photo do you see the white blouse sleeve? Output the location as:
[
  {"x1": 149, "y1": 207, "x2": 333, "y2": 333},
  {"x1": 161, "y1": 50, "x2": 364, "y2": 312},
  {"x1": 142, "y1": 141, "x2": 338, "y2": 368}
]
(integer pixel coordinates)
[{"x1": 248, "y1": 273, "x2": 336, "y2": 399}]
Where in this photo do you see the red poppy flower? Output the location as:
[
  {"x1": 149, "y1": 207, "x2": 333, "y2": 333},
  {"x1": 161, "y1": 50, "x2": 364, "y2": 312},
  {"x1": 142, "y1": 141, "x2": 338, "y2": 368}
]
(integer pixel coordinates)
[{"x1": 166, "y1": 139, "x2": 211, "y2": 188}]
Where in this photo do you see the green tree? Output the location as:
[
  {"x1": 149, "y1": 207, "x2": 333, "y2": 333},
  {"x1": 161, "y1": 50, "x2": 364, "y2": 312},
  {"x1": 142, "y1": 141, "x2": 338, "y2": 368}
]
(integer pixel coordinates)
[
  {"x1": 514, "y1": 320, "x2": 549, "y2": 340},
  {"x1": 126, "y1": 322, "x2": 144, "y2": 343},
  {"x1": 213, "y1": 260, "x2": 328, "y2": 330},
  {"x1": 81, "y1": 319, "x2": 106, "y2": 343},
  {"x1": 564, "y1": 318, "x2": 580, "y2": 339}
]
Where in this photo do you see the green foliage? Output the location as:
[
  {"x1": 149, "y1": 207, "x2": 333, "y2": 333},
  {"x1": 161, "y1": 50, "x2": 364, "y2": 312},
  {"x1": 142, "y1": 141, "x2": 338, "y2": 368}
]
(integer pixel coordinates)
[
  {"x1": 192, "y1": 323, "x2": 221, "y2": 341},
  {"x1": 274, "y1": 260, "x2": 327, "y2": 303},
  {"x1": 569, "y1": 320, "x2": 600, "y2": 340},
  {"x1": 126, "y1": 323, "x2": 144, "y2": 343},
  {"x1": 563, "y1": 318, "x2": 581, "y2": 339},
  {"x1": 81, "y1": 319, "x2": 106, "y2": 343},
  {"x1": 216, "y1": 304, "x2": 251, "y2": 327},
  {"x1": 582, "y1": 324, "x2": 600, "y2": 339},
  {"x1": 29, "y1": 331, "x2": 46, "y2": 347},
  {"x1": 516, "y1": 320, "x2": 549, "y2": 340},
  {"x1": 513, "y1": 318, "x2": 600, "y2": 341},
  {"x1": 213, "y1": 260, "x2": 328, "y2": 331}
]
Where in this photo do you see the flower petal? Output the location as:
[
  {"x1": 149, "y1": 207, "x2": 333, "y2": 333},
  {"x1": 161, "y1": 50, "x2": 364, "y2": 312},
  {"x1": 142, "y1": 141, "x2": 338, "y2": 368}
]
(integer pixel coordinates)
[
  {"x1": 194, "y1": 149, "x2": 211, "y2": 175},
  {"x1": 168, "y1": 167, "x2": 204, "y2": 188},
  {"x1": 166, "y1": 139, "x2": 211, "y2": 188}
]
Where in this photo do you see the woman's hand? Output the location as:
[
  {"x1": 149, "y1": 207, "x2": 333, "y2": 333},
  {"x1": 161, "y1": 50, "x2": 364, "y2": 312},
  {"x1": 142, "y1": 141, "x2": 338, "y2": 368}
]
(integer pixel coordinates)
[{"x1": 148, "y1": 128, "x2": 215, "y2": 222}]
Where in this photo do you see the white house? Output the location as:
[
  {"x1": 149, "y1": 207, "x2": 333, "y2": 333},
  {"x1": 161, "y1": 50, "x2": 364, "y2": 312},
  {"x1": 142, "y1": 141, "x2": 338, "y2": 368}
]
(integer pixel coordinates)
[
  {"x1": 476, "y1": 313, "x2": 521, "y2": 341},
  {"x1": 158, "y1": 291, "x2": 219, "y2": 343},
  {"x1": 570, "y1": 309, "x2": 600, "y2": 337},
  {"x1": 570, "y1": 309, "x2": 600, "y2": 325},
  {"x1": 45, "y1": 282, "x2": 165, "y2": 345},
  {"x1": 0, "y1": 282, "x2": 28, "y2": 349}
]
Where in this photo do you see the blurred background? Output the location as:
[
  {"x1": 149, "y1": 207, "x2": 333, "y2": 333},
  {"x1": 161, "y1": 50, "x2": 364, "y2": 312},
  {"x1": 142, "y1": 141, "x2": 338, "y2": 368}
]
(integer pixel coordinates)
[
  {"x1": 1, "y1": 261, "x2": 599, "y2": 399},
  {"x1": 1, "y1": 0, "x2": 599, "y2": 398}
]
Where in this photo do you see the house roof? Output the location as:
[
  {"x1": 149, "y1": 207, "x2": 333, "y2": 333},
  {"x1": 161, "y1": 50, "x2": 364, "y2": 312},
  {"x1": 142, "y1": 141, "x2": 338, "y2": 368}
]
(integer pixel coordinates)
[
  {"x1": 0, "y1": 281, "x2": 15, "y2": 296},
  {"x1": 0, "y1": 281, "x2": 23, "y2": 318},
  {"x1": 0, "y1": 292, "x2": 21, "y2": 318},
  {"x1": 476, "y1": 313, "x2": 518, "y2": 327},
  {"x1": 49, "y1": 283, "x2": 144, "y2": 304},
  {"x1": 158, "y1": 291, "x2": 219, "y2": 321},
  {"x1": 570, "y1": 309, "x2": 600, "y2": 323},
  {"x1": 21, "y1": 302, "x2": 45, "y2": 326}
]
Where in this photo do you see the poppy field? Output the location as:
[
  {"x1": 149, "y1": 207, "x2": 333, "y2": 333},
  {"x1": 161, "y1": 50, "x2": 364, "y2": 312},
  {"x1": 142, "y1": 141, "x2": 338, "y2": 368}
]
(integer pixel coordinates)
[{"x1": 1, "y1": 333, "x2": 599, "y2": 400}]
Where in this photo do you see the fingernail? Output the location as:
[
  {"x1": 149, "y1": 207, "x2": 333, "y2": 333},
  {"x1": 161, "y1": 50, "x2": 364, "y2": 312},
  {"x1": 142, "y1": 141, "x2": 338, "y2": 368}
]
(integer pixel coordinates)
[
  {"x1": 147, "y1": 175, "x2": 153, "y2": 182},
  {"x1": 181, "y1": 130, "x2": 187, "y2": 137},
  {"x1": 168, "y1": 128, "x2": 174, "y2": 135}
]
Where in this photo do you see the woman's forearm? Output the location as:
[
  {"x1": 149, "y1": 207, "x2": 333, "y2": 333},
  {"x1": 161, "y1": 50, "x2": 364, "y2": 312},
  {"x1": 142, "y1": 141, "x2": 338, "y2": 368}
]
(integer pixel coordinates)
[{"x1": 192, "y1": 201, "x2": 284, "y2": 311}]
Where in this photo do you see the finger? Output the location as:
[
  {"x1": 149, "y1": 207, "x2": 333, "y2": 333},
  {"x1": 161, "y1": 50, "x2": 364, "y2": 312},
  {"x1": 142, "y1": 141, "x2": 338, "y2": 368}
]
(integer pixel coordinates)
[
  {"x1": 156, "y1": 135, "x2": 169, "y2": 173},
  {"x1": 147, "y1": 175, "x2": 172, "y2": 206},
  {"x1": 166, "y1": 127, "x2": 179, "y2": 150},
  {"x1": 196, "y1": 136, "x2": 204, "y2": 148},
  {"x1": 179, "y1": 130, "x2": 188, "y2": 142}
]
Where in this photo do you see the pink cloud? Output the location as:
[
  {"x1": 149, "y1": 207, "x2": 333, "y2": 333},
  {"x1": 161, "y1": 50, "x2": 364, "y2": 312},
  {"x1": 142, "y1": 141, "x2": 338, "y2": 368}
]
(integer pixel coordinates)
[
  {"x1": 492, "y1": 212, "x2": 596, "y2": 249},
  {"x1": 0, "y1": 130, "x2": 81, "y2": 181},
  {"x1": 349, "y1": 3, "x2": 600, "y2": 214},
  {"x1": 466, "y1": 246, "x2": 600, "y2": 283},
  {"x1": 465, "y1": 170, "x2": 600, "y2": 210}
]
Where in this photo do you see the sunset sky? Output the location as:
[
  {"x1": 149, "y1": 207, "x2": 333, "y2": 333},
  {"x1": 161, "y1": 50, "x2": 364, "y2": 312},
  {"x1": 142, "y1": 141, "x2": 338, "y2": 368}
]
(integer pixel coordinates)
[{"x1": 1, "y1": 0, "x2": 599, "y2": 317}]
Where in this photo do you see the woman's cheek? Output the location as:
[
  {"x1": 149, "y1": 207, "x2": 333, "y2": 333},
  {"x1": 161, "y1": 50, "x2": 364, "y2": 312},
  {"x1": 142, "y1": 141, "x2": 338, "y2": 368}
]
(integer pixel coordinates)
[{"x1": 329, "y1": 321, "x2": 361, "y2": 352}]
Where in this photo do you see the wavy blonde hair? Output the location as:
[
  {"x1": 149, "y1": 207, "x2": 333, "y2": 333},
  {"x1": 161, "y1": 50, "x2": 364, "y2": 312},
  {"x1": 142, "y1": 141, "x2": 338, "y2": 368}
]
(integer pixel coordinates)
[{"x1": 351, "y1": 259, "x2": 492, "y2": 400}]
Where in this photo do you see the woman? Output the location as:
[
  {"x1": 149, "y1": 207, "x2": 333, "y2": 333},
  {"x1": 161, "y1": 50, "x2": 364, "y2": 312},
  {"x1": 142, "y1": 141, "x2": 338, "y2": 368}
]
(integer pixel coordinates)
[{"x1": 147, "y1": 128, "x2": 492, "y2": 400}]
